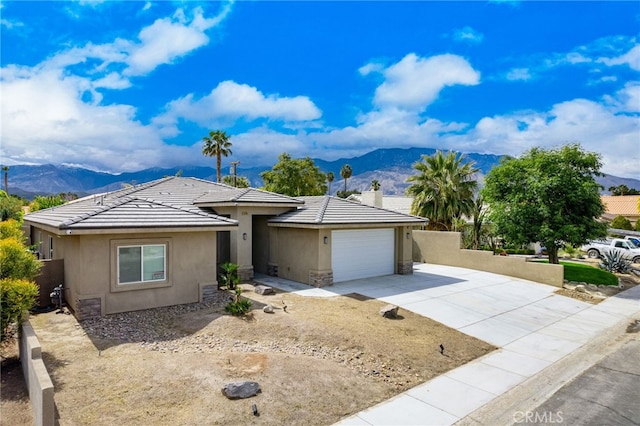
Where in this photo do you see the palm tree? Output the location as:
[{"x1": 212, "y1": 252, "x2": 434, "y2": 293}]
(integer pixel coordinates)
[
  {"x1": 202, "y1": 130, "x2": 232, "y2": 183},
  {"x1": 2, "y1": 166, "x2": 8, "y2": 194},
  {"x1": 371, "y1": 179, "x2": 380, "y2": 191},
  {"x1": 406, "y1": 151, "x2": 478, "y2": 231},
  {"x1": 326, "y1": 172, "x2": 334, "y2": 195},
  {"x1": 340, "y1": 164, "x2": 352, "y2": 193}
]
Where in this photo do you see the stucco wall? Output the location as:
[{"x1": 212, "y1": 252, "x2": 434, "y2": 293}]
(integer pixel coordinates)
[
  {"x1": 273, "y1": 227, "x2": 322, "y2": 284},
  {"x1": 59, "y1": 231, "x2": 217, "y2": 316},
  {"x1": 413, "y1": 230, "x2": 564, "y2": 287},
  {"x1": 19, "y1": 320, "x2": 55, "y2": 426}
]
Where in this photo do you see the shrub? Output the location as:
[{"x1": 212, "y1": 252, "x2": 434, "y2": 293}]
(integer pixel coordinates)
[
  {"x1": 635, "y1": 220, "x2": 640, "y2": 232},
  {"x1": 611, "y1": 215, "x2": 633, "y2": 231},
  {"x1": 1, "y1": 278, "x2": 39, "y2": 341},
  {"x1": 224, "y1": 287, "x2": 252, "y2": 316},
  {"x1": 0, "y1": 219, "x2": 25, "y2": 242},
  {"x1": 0, "y1": 237, "x2": 42, "y2": 280},
  {"x1": 599, "y1": 250, "x2": 632, "y2": 274}
]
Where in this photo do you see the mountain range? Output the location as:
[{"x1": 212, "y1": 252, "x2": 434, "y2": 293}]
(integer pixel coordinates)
[{"x1": 4, "y1": 147, "x2": 639, "y2": 199}]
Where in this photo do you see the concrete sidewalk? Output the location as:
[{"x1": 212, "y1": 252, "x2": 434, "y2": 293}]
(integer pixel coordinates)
[{"x1": 255, "y1": 264, "x2": 640, "y2": 426}]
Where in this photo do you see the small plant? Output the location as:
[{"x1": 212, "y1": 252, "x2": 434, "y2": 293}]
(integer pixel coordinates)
[
  {"x1": 563, "y1": 244, "x2": 578, "y2": 258},
  {"x1": 218, "y1": 262, "x2": 239, "y2": 290},
  {"x1": 599, "y1": 250, "x2": 632, "y2": 274},
  {"x1": 224, "y1": 287, "x2": 252, "y2": 316}
]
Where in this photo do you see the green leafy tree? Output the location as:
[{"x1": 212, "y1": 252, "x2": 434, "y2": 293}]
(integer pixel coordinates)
[
  {"x1": 371, "y1": 179, "x2": 381, "y2": 191},
  {"x1": 470, "y1": 195, "x2": 486, "y2": 250},
  {"x1": 610, "y1": 215, "x2": 633, "y2": 230},
  {"x1": 406, "y1": 151, "x2": 478, "y2": 231},
  {"x1": 0, "y1": 190, "x2": 23, "y2": 222},
  {"x1": 30, "y1": 195, "x2": 66, "y2": 212},
  {"x1": 608, "y1": 185, "x2": 640, "y2": 196},
  {"x1": 326, "y1": 172, "x2": 335, "y2": 195},
  {"x1": 202, "y1": 130, "x2": 233, "y2": 183},
  {"x1": 2, "y1": 166, "x2": 8, "y2": 194},
  {"x1": 261, "y1": 153, "x2": 327, "y2": 196},
  {"x1": 222, "y1": 175, "x2": 250, "y2": 188},
  {"x1": 340, "y1": 164, "x2": 353, "y2": 193},
  {"x1": 482, "y1": 144, "x2": 607, "y2": 264}
]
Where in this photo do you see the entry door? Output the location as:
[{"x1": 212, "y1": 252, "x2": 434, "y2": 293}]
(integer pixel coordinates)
[{"x1": 331, "y1": 229, "x2": 394, "y2": 282}]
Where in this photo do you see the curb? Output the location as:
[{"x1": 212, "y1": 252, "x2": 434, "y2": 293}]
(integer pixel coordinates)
[{"x1": 455, "y1": 314, "x2": 639, "y2": 426}]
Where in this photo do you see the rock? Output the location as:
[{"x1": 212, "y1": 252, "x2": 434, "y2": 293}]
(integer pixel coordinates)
[
  {"x1": 587, "y1": 284, "x2": 598, "y2": 290},
  {"x1": 575, "y1": 285, "x2": 586, "y2": 293},
  {"x1": 222, "y1": 381, "x2": 261, "y2": 399},
  {"x1": 263, "y1": 305, "x2": 274, "y2": 313},
  {"x1": 380, "y1": 304, "x2": 399, "y2": 318},
  {"x1": 255, "y1": 285, "x2": 275, "y2": 295}
]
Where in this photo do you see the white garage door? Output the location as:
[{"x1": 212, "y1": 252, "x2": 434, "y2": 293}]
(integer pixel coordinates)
[{"x1": 331, "y1": 229, "x2": 395, "y2": 283}]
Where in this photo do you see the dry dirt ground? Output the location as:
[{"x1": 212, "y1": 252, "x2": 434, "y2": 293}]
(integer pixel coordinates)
[{"x1": 2, "y1": 284, "x2": 495, "y2": 426}]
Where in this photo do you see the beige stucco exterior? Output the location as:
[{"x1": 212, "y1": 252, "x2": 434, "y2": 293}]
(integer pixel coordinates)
[
  {"x1": 27, "y1": 229, "x2": 220, "y2": 318},
  {"x1": 268, "y1": 224, "x2": 416, "y2": 286},
  {"x1": 413, "y1": 230, "x2": 564, "y2": 287}
]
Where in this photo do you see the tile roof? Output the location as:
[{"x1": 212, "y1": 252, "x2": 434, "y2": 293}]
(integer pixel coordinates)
[
  {"x1": 24, "y1": 177, "x2": 239, "y2": 231},
  {"x1": 269, "y1": 196, "x2": 426, "y2": 226},
  {"x1": 601, "y1": 195, "x2": 640, "y2": 217},
  {"x1": 194, "y1": 187, "x2": 303, "y2": 205}
]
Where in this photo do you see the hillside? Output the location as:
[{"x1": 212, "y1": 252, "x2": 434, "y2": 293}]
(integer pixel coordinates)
[{"x1": 4, "y1": 147, "x2": 638, "y2": 198}]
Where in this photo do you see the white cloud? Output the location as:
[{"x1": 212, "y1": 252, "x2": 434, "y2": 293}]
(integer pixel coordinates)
[
  {"x1": 598, "y1": 44, "x2": 640, "y2": 71},
  {"x1": 125, "y1": 4, "x2": 233, "y2": 76},
  {"x1": 603, "y1": 81, "x2": 640, "y2": 113},
  {"x1": 0, "y1": 66, "x2": 191, "y2": 171},
  {"x1": 452, "y1": 26, "x2": 484, "y2": 44},
  {"x1": 506, "y1": 68, "x2": 532, "y2": 81},
  {"x1": 444, "y1": 98, "x2": 639, "y2": 178},
  {"x1": 153, "y1": 80, "x2": 322, "y2": 135},
  {"x1": 368, "y1": 53, "x2": 480, "y2": 111}
]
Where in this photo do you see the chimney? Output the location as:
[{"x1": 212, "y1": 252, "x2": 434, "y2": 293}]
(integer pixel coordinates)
[{"x1": 362, "y1": 189, "x2": 383, "y2": 207}]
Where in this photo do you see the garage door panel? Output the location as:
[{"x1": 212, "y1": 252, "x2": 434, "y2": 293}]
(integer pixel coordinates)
[{"x1": 331, "y1": 229, "x2": 394, "y2": 282}]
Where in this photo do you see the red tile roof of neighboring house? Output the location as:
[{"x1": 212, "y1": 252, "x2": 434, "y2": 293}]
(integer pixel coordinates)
[{"x1": 601, "y1": 195, "x2": 640, "y2": 218}]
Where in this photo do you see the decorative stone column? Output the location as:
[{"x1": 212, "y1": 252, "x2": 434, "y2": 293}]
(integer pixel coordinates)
[
  {"x1": 237, "y1": 265, "x2": 254, "y2": 282},
  {"x1": 267, "y1": 262, "x2": 278, "y2": 277},
  {"x1": 309, "y1": 269, "x2": 333, "y2": 287},
  {"x1": 398, "y1": 260, "x2": 414, "y2": 275}
]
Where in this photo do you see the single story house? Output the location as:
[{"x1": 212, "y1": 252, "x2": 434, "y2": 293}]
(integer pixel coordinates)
[
  {"x1": 348, "y1": 190, "x2": 414, "y2": 215},
  {"x1": 600, "y1": 195, "x2": 640, "y2": 227},
  {"x1": 24, "y1": 177, "x2": 425, "y2": 318}
]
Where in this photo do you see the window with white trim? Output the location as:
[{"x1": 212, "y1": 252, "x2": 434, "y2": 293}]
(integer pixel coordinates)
[
  {"x1": 117, "y1": 244, "x2": 166, "y2": 284},
  {"x1": 48, "y1": 236, "x2": 54, "y2": 259}
]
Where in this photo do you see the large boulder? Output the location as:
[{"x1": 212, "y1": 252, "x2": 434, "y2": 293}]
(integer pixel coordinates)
[
  {"x1": 255, "y1": 285, "x2": 275, "y2": 295},
  {"x1": 380, "y1": 304, "x2": 399, "y2": 319},
  {"x1": 222, "y1": 381, "x2": 262, "y2": 399}
]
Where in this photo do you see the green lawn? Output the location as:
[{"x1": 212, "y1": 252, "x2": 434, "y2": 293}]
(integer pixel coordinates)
[{"x1": 532, "y1": 260, "x2": 619, "y2": 286}]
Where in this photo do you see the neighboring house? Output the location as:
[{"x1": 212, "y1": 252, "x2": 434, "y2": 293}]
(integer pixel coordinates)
[
  {"x1": 24, "y1": 177, "x2": 425, "y2": 318},
  {"x1": 600, "y1": 195, "x2": 640, "y2": 226},
  {"x1": 348, "y1": 190, "x2": 414, "y2": 215}
]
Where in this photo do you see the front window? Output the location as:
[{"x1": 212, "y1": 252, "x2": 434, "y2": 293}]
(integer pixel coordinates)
[{"x1": 118, "y1": 244, "x2": 166, "y2": 284}]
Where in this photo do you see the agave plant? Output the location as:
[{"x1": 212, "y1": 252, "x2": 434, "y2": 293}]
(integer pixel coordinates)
[{"x1": 599, "y1": 250, "x2": 632, "y2": 274}]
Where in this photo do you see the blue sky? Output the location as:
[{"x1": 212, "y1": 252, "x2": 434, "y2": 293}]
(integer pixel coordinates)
[{"x1": 1, "y1": 1, "x2": 639, "y2": 178}]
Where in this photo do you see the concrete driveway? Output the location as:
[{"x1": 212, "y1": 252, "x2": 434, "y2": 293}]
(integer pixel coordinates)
[{"x1": 255, "y1": 263, "x2": 640, "y2": 425}]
